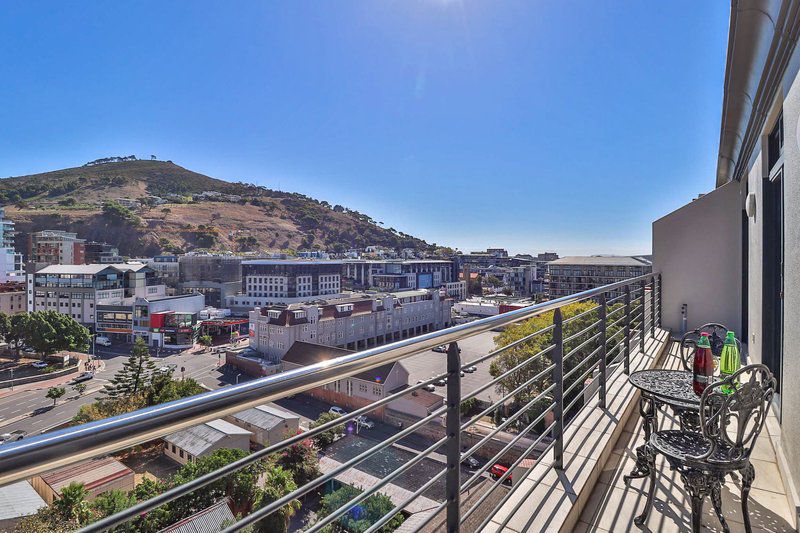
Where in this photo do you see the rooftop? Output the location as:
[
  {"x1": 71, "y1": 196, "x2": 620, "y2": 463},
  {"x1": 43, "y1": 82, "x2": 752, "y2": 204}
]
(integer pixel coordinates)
[
  {"x1": 39, "y1": 456, "x2": 132, "y2": 493},
  {"x1": 164, "y1": 419, "x2": 251, "y2": 457},
  {"x1": 229, "y1": 404, "x2": 299, "y2": 431},
  {"x1": 159, "y1": 498, "x2": 235, "y2": 533},
  {"x1": 547, "y1": 255, "x2": 653, "y2": 267},
  {"x1": 0, "y1": 480, "x2": 46, "y2": 522}
]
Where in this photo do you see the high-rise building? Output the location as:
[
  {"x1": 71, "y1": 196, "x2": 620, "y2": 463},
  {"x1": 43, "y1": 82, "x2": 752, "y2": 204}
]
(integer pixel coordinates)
[
  {"x1": 227, "y1": 260, "x2": 343, "y2": 310},
  {"x1": 0, "y1": 208, "x2": 23, "y2": 283},
  {"x1": 547, "y1": 256, "x2": 652, "y2": 298}
]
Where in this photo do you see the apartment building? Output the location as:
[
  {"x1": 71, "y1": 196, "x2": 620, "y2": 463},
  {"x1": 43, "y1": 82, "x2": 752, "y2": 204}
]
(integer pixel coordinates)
[
  {"x1": 343, "y1": 259, "x2": 454, "y2": 290},
  {"x1": 0, "y1": 282, "x2": 25, "y2": 315},
  {"x1": 228, "y1": 260, "x2": 343, "y2": 310},
  {"x1": 28, "y1": 230, "x2": 86, "y2": 265},
  {"x1": 249, "y1": 288, "x2": 453, "y2": 361},
  {"x1": 84, "y1": 241, "x2": 122, "y2": 264},
  {"x1": 547, "y1": 256, "x2": 652, "y2": 298},
  {"x1": 27, "y1": 263, "x2": 165, "y2": 329},
  {"x1": 178, "y1": 253, "x2": 242, "y2": 308},
  {"x1": 143, "y1": 255, "x2": 180, "y2": 291},
  {"x1": 0, "y1": 208, "x2": 22, "y2": 283}
]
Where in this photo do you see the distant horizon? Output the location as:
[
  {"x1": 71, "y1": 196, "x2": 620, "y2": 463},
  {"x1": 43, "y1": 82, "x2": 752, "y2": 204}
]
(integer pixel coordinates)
[{"x1": 1, "y1": 1, "x2": 728, "y2": 256}]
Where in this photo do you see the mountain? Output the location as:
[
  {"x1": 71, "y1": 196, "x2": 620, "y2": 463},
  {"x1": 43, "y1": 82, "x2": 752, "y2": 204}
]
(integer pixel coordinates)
[{"x1": 1, "y1": 159, "x2": 439, "y2": 258}]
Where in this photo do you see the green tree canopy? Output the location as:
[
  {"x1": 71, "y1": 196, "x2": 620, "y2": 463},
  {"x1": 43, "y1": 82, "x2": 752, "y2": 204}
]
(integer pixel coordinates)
[
  {"x1": 309, "y1": 412, "x2": 344, "y2": 449},
  {"x1": 317, "y1": 485, "x2": 404, "y2": 533},
  {"x1": 103, "y1": 338, "x2": 156, "y2": 400}
]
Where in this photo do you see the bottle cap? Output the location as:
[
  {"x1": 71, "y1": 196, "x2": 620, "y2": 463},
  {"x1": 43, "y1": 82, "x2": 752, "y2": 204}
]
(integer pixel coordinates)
[
  {"x1": 697, "y1": 332, "x2": 711, "y2": 348},
  {"x1": 725, "y1": 331, "x2": 736, "y2": 343}
]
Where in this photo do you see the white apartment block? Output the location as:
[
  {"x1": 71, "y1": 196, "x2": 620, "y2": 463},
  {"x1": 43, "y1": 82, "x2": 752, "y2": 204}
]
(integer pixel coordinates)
[
  {"x1": 227, "y1": 260, "x2": 343, "y2": 310},
  {"x1": 249, "y1": 289, "x2": 454, "y2": 361}
]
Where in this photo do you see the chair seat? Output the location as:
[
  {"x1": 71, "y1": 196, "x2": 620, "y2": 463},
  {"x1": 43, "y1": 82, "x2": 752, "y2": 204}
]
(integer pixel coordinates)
[{"x1": 650, "y1": 430, "x2": 742, "y2": 467}]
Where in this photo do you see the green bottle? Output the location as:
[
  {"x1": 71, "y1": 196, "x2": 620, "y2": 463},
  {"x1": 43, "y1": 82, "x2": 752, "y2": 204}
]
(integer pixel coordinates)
[{"x1": 719, "y1": 331, "x2": 740, "y2": 394}]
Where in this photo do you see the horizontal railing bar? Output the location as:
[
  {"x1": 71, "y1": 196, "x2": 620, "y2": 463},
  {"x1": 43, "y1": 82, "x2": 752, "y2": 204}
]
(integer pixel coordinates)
[
  {"x1": 461, "y1": 401, "x2": 556, "y2": 493},
  {"x1": 606, "y1": 304, "x2": 626, "y2": 317},
  {"x1": 564, "y1": 366, "x2": 601, "y2": 412},
  {"x1": 607, "y1": 313, "x2": 627, "y2": 331},
  {"x1": 466, "y1": 424, "x2": 557, "y2": 526},
  {"x1": 221, "y1": 406, "x2": 448, "y2": 531},
  {"x1": 461, "y1": 324, "x2": 554, "y2": 370},
  {"x1": 562, "y1": 304, "x2": 600, "y2": 325},
  {"x1": 606, "y1": 292, "x2": 627, "y2": 305},
  {"x1": 364, "y1": 469, "x2": 448, "y2": 533},
  {"x1": 461, "y1": 364, "x2": 556, "y2": 431},
  {"x1": 562, "y1": 319, "x2": 601, "y2": 344},
  {"x1": 563, "y1": 345, "x2": 603, "y2": 384},
  {"x1": 461, "y1": 344, "x2": 556, "y2": 404},
  {"x1": 0, "y1": 273, "x2": 656, "y2": 485},
  {"x1": 304, "y1": 436, "x2": 449, "y2": 533},
  {"x1": 563, "y1": 331, "x2": 602, "y2": 361}
]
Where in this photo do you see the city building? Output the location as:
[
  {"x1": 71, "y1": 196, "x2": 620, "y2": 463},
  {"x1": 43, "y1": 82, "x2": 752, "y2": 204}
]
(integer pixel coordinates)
[
  {"x1": 343, "y1": 259, "x2": 455, "y2": 290},
  {"x1": 143, "y1": 255, "x2": 180, "y2": 292},
  {"x1": 96, "y1": 292, "x2": 205, "y2": 348},
  {"x1": 249, "y1": 289, "x2": 454, "y2": 361},
  {"x1": 83, "y1": 241, "x2": 122, "y2": 264},
  {"x1": 227, "y1": 260, "x2": 344, "y2": 311},
  {"x1": 444, "y1": 280, "x2": 468, "y2": 301},
  {"x1": 0, "y1": 480, "x2": 47, "y2": 531},
  {"x1": 178, "y1": 253, "x2": 242, "y2": 308},
  {"x1": 30, "y1": 457, "x2": 134, "y2": 504},
  {"x1": 225, "y1": 404, "x2": 300, "y2": 447},
  {"x1": 27, "y1": 263, "x2": 165, "y2": 329},
  {"x1": 0, "y1": 282, "x2": 25, "y2": 314},
  {"x1": 163, "y1": 419, "x2": 252, "y2": 465},
  {"x1": 28, "y1": 230, "x2": 86, "y2": 266},
  {"x1": 281, "y1": 341, "x2": 410, "y2": 419},
  {"x1": 547, "y1": 256, "x2": 653, "y2": 298},
  {"x1": 0, "y1": 208, "x2": 23, "y2": 283}
]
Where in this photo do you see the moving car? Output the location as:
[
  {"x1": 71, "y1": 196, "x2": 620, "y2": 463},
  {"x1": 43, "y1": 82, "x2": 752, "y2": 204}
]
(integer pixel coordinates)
[
  {"x1": 329, "y1": 406, "x2": 347, "y2": 416},
  {"x1": 31, "y1": 361, "x2": 48, "y2": 369},
  {"x1": 354, "y1": 416, "x2": 375, "y2": 429},
  {"x1": 71, "y1": 372, "x2": 94, "y2": 384},
  {"x1": 0, "y1": 430, "x2": 25, "y2": 444},
  {"x1": 432, "y1": 345, "x2": 448, "y2": 353},
  {"x1": 490, "y1": 463, "x2": 512, "y2": 484},
  {"x1": 157, "y1": 363, "x2": 178, "y2": 374},
  {"x1": 95, "y1": 336, "x2": 112, "y2": 347},
  {"x1": 464, "y1": 366, "x2": 478, "y2": 373}
]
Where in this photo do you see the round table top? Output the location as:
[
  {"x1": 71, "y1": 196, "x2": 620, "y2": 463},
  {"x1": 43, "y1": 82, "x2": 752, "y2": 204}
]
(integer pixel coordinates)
[{"x1": 629, "y1": 369, "x2": 700, "y2": 407}]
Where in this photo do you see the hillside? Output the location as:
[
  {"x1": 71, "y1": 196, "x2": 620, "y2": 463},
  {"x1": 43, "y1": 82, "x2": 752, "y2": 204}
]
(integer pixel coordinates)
[{"x1": 1, "y1": 159, "x2": 438, "y2": 257}]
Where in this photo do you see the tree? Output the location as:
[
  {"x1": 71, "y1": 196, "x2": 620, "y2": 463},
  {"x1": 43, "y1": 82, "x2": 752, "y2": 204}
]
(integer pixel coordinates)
[
  {"x1": 198, "y1": 334, "x2": 213, "y2": 348},
  {"x1": 73, "y1": 383, "x2": 87, "y2": 396},
  {"x1": 309, "y1": 412, "x2": 343, "y2": 449},
  {"x1": 317, "y1": 485, "x2": 404, "y2": 533},
  {"x1": 52, "y1": 482, "x2": 92, "y2": 525},
  {"x1": 46, "y1": 386, "x2": 66, "y2": 406},
  {"x1": 21, "y1": 311, "x2": 90, "y2": 356},
  {"x1": 252, "y1": 465, "x2": 300, "y2": 533},
  {"x1": 104, "y1": 338, "x2": 155, "y2": 400},
  {"x1": 484, "y1": 275, "x2": 503, "y2": 288},
  {"x1": 276, "y1": 436, "x2": 321, "y2": 487},
  {"x1": 91, "y1": 489, "x2": 134, "y2": 520}
]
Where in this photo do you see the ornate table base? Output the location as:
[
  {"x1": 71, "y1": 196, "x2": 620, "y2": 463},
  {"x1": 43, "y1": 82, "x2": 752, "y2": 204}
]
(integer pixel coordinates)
[{"x1": 624, "y1": 393, "x2": 656, "y2": 482}]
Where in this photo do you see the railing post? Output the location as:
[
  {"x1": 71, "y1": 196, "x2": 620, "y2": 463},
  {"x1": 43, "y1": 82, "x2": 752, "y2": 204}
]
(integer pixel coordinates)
[
  {"x1": 552, "y1": 308, "x2": 564, "y2": 470},
  {"x1": 657, "y1": 273, "x2": 662, "y2": 328},
  {"x1": 639, "y1": 279, "x2": 646, "y2": 354},
  {"x1": 445, "y1": 342, "x2": 461, "y2": 532},
  {"x1": 598, "y1": 293, "x2": 607, "y2": 409},
  {"x1": 649, "y1": 276, "x2": 655, "y2": 338},
  {"x1": 624, "y1": 284, "x2": 631, "y2": 375}
]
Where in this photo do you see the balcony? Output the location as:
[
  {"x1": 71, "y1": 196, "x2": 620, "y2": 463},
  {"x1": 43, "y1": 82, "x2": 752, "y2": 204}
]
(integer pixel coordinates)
[{"x1": 1, "y1": 273, "x2": 788, "y2": 532}]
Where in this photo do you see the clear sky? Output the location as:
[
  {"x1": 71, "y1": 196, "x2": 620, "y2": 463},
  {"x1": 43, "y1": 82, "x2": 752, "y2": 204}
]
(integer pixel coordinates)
[{"x1": 0, "y1": 1, "x2": 729, "y2": 256}]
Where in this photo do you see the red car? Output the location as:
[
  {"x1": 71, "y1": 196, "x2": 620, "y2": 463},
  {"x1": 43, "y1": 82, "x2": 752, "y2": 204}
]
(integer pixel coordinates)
[{"x1": 490, "y1": 463, "x2": 512, "y2": 483}]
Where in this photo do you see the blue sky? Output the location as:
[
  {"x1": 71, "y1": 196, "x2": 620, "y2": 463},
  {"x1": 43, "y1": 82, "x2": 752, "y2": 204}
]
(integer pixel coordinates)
[{"x1": 0, "y1": 1, "x2": 729, "y2": 255}]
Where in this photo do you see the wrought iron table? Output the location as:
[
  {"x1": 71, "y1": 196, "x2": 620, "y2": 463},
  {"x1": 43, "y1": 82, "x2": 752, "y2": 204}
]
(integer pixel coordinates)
[{"x1": 624, "y1": 369, "x2": 700, "y2": 482}]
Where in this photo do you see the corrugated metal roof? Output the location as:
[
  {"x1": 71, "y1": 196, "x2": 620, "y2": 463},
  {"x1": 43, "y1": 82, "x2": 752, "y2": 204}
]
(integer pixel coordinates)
[
  {"x1": 164, "y1": 419, "x2": 251, "y2": 457},
  {"x1": 36, "y1": 264, "x2": 115, "y2": 275},
  {"x1": 0, "y1": 481, "x2": 47, "y2": 521},
  {"x1": 40, "y1": 456, "x2": 133, "y2": 493},
  {"x1": 159, "y1": 499, "x2": 235, "y2": 533},
  {"x1": 230, "y1": 404, "x2": 299, "y2": 431}
]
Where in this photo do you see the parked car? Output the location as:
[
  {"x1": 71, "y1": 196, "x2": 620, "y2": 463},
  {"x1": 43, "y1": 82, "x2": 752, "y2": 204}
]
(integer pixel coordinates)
[
  {"x1": 464, "y1": 366, "x2": 478, "y2": 373},
  {"x1": 490, "y1": 463, "x2": 512, "y2": 484},
  {"x1": 329, "y1": 406, "x2": 347, "y2": 416},
  {"x1": 461, "y1": 454, "x2": 480, "y2": 470},
  {"x1": 0, "y1": 430, "x2": 25, "y2": 444},
  {"x1": 71, "y1": 372, "x2": 94, "y2": 384},
  {"x1": 416, "y1": 380, "x2": 436, "y2": 393},
  {"x1": 22, "y1": 348, "x2": 37, "y2": 355},
  {"x1": 31, "y1": 361, "x2": 48, "y2": 369},
  {"x1": 354, "y1": 416, "x2": 375, "y2": 429},
  {"x1": 95, "y1": 336, "x2": 112, "y2": 347},
  {"x1": 157, "y1": 364, "x2": 178, "y2": 374},
  {"x1": 434, "y1": 377, "x2": 447, "y2": 387},
  {"x1": 432, "y1": 345, "x2": 448, "y2": 353}
]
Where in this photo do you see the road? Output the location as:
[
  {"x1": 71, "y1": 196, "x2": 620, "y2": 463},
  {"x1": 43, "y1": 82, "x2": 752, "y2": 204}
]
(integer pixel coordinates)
[{"x1": 0, "y1": 344, "x2": 226, "y2": 436}]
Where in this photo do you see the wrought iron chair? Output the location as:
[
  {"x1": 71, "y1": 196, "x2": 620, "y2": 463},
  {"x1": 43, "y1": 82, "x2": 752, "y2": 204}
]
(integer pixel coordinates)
[
  {"x1": 634, "y1": 364, "x2": 776, "y2": 532},
  {"x1": 679, "y1": 323, "x2": 730, "y2": 371}
]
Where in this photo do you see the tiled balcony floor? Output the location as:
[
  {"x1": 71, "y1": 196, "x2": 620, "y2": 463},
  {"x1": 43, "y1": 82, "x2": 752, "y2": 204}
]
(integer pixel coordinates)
[{"x1": 577, "y1": 345, "x2": 795, "y2": 532}]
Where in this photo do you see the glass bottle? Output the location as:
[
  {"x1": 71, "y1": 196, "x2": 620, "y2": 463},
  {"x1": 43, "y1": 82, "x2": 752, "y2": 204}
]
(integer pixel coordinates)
[
  {"x1": 693, "y1": 332, "x2": 714, "y2": 396},
  {"x1": 719, "y1": 331, "x2": 741, "y2": 394}
]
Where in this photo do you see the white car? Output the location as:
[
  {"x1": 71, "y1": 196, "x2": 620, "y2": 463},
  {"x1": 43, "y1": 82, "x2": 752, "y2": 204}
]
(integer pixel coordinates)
[
  {"x1": 354, "y1": 416, "x2": 375, "y2": 429},
  {"x1": 31, "y1": 361, "x2": 48, "y2": 369},
  {"x1": 95, "y1": 336, "x2": 112, "y2": 347},
  {"x1": 329, "y1": 406, "x2": 347, "y2": 416}
]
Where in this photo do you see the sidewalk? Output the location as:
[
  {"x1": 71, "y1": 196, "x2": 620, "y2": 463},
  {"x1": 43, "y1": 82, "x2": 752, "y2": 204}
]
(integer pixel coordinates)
[{"x1": 0, "y1": 356, "x2": 104, "y2": 400}]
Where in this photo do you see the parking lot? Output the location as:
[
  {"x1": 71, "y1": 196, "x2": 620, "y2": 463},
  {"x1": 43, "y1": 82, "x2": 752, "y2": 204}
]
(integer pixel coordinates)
[{"x1": 401, "y1": 330, "x2": 501, "y2": 404}]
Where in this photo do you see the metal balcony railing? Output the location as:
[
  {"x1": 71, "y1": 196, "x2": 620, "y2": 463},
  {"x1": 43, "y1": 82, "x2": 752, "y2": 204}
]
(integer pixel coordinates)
[{"x1": 0, "y1": 273, "x2": 661, "y2": 533}]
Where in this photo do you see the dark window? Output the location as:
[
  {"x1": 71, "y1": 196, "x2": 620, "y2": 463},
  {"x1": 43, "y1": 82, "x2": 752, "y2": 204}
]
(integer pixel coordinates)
[{"x1": 768, "y1": 113, "x2": 784, "y2": 170}]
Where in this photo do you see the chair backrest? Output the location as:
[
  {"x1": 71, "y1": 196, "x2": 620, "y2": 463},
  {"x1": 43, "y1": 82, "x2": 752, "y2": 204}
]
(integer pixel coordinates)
[
  {"x1": 693, "y1": 364, "x2": 776, "y2": 464},
  {"x1": 679, "y1": 323, "x2": 731, "y2": 371}
]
